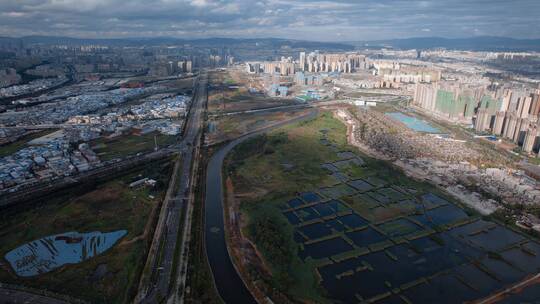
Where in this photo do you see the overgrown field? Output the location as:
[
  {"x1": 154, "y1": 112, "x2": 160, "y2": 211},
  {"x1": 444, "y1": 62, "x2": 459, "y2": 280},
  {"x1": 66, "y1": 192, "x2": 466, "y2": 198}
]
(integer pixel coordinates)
[
  {"x1": 0, "y1": 160, "x2": 174, "y2": 303},
  {"x1": 91, "y1": 131, "x2": 178, "y2": 161},
  {"x1": 224, "y1": 112, "x2": 539, "y2": 303},
  {"x1": 207, "y1": 70, "x2": 296, "y2": 114},
  {"x1": 207, "y1": 109, "x2": 311, "y2": 144}
]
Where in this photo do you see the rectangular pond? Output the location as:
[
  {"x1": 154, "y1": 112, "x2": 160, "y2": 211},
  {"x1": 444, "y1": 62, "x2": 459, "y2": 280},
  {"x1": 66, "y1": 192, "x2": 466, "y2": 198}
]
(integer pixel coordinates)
[
  {"x1": 320, "y1": 184, "x2": 357, "y2": 199},
  {"x1": 377, "y1": 218, "x2": 423, "y2": 237},
  {"x1": 403, "y1": 274, "x2": 479, "y2": 304},
  {"x1": 268, "y1": 134, "x2": 540, "y2": 303},
  {"x1": 386, "y1": 112, "x2": 441, "y2": 133},
  {"x1": 450, "y1": 222, "x2": 525, "y2": 252},
  {"x1": 299, "y1": 237, "x2": 353, "y2": 260},
  {"x1": 345, "y1": 227, "x2": 387, "y2": 247},
  {"x1": 347, "y1": 179, "x2": 374, "y2": 192},
  {"x1": 299, "y1": 222, "x2": 333, "y2": 240},
  {"x1": 320, "y1": 259, "x2": 390, "y2": 303},
  {"x1": 299, "y1": 192, "x2": 323, "y2": 204}
]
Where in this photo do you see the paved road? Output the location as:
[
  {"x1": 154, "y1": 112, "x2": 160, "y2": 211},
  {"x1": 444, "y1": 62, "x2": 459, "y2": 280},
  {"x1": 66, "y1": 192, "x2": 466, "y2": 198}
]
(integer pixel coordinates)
[
  {"x1": 0, "y1": 288, "x2": 70, "y2": 304},
  {"x1": 0, "y1": 75, "x2": 204, "y2": 304},
  {"x1": 140, "y1": 71, "x2": 207, "y2": 303}
]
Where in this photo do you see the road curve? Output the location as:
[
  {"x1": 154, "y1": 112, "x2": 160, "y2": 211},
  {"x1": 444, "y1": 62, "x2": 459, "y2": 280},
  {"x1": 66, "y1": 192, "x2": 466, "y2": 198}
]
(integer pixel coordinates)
[{"x1": 204, "y1": 109, "x2": 318, "y2": 304}]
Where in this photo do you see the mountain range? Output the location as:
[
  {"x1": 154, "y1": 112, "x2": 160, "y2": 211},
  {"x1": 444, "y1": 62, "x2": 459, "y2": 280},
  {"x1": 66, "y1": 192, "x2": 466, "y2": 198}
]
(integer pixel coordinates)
[
  {"x1": 1, "y1": 36, "x2": 540, "y2": 52},
  {"x1": 354, "y1": 36, "x2": 540, "y2": 51}
]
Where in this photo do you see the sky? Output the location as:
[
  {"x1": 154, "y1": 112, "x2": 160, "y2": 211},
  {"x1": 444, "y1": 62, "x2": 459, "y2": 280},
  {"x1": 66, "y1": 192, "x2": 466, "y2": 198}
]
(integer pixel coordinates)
[{"x1": 0, "y1": 0, "x2": 539, "y2": 41}]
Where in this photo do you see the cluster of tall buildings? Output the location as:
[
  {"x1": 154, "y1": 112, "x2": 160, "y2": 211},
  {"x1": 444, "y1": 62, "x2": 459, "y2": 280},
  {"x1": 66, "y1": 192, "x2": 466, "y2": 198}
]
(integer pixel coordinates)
[
  {"x1": 414, "y1": 81, "x2": 540, "y2": 156},
  {"x1": 294, "y1": 72, "x2": 323, "y2": 86},
  {"x1": 246, "y1": 51, "x2": 369, "y2": 76},
  {"x1": 298, "y1": 51, "x2": 369, "y2": 74},
  {"x1": 245, "y1": 57, "x2": 295, "y2": 76},
  {"x1": 261, "y1": 73, "x2": 289, "y2": 97},
  {"x1": 148, "y1": 59, "x2": 193, "y2": 77},
  {"x1": 475, "y1": 88, "x2": 540, "y2": 155},
  {"x1": 413, "y1": 82, "x2": 488, "y2": 123},
  {"x1": 176, "y1": 60, "x2": 193, "y2": 73},
  {"x1": 377, "y1": 66, "x2": 441, "y2": 85},
  {"x1": 492, "y1": 52, "x2": 538, "y2": 62},
  {"x1": 245, "y1": 51, "x2": 371, "y2": 97}
]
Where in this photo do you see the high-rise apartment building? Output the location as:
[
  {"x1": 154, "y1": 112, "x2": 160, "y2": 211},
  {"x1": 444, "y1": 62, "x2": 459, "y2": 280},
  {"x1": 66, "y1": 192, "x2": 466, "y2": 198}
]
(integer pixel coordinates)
[{"x1": 299, "y1": 52, "x2": 306, "y2": 71}]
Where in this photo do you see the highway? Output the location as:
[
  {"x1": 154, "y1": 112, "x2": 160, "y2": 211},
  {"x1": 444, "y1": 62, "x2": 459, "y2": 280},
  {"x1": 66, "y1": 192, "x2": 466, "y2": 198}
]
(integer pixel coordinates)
[
  {"x1": 0, "y1": 75, "x2": 205, "y2": 304},
  {"x1": 138, "y1": 71, "x2": 207, "y2": 303}
]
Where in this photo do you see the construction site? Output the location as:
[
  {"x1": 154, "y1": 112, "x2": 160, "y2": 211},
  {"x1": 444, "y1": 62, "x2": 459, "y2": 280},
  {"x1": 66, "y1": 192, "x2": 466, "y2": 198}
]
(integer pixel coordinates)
[{"x1": 334, "y1": 105, "x2": 540, "y2": 222}]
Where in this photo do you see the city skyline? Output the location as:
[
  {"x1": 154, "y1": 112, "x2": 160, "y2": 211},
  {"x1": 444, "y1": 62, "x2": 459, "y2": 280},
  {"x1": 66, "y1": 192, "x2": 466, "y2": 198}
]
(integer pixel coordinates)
[
  {"x1": 2, "y1": 1, "x2": 540, "y2": 303},
  {"x1": 1, "y1": 0, "x2": 540, "y2": 41}
]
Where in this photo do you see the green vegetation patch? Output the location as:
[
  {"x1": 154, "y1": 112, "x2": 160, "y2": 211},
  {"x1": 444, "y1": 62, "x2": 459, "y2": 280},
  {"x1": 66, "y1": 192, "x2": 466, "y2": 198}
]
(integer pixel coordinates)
[
  {"x1": 242, "y1": 201, "x2": 328, "y2": 303},
  {"x1": 91, "y1": 131, "x2": 178, "y2": 161},
  {"x1": 225, "y1": 111, "x2": 491, "y2": 303},
  {"x1": 0, "y1": 161, "x2": 174, "y2": 303}
]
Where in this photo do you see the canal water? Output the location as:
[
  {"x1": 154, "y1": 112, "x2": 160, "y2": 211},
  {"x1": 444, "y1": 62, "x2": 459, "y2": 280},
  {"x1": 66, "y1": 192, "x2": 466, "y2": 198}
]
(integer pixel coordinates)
[
  {"x1": 5, "y1": 230, "x2": 126, "y2": 277},
  {"x1": 205, "y1": 135, "x2": 257, "y2": 304},
  {"x1": 204, "y1": 110, "x2": 317, "y2": 304}
]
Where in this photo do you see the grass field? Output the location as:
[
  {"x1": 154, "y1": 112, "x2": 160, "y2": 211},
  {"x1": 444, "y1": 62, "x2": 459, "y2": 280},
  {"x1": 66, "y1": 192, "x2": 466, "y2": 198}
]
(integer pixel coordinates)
[
  {"x1": 207, "y1": 109, "x2": 311, "y2": 144},
  {"x1": 224, "y1": 111, "x2": 476, "y2": 303},
  {"x1": 209, "y1": 88, "x2": 295, "y2": 114},
  {"x1": 0, "y1": 160, "x2": 174, "y2": 303},
  {"x1": 225, "y1": 112, "x2": 349, "y2": 302},
  {"x1": 91, "y1": 131, "x2": 178, "y2": 161}
]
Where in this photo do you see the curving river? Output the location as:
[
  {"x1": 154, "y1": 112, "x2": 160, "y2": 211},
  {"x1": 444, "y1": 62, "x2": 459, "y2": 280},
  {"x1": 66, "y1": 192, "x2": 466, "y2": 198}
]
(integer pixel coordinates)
[{"x1": 204, "y1": 110, "x2": 317, "y2": 304}]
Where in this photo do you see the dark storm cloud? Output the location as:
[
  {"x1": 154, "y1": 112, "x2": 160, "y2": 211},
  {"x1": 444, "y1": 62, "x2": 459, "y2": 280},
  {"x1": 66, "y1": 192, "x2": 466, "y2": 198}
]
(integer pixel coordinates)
[{"x1": 0, "y1": 0, "x2": 538, "y2": 41}]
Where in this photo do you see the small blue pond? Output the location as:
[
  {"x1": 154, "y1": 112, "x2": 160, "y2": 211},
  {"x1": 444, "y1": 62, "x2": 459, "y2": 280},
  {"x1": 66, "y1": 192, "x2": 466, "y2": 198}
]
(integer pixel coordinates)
[
  {"x1": 287, "y1": 198, "x2": 305, "y2": 209},
  {"x1": 300, "y1": 192, "x2": 323, "y2": 204},
  {"x1": 386, "y1": 112, "x2": 441, "y2": 133},
  {"x1": 5, "y1": 230, "x2": 127, "y2": 277}
]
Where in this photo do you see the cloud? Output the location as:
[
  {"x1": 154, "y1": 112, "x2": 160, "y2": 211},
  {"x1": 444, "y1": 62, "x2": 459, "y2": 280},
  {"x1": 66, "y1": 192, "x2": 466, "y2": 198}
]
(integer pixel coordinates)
[
  {"x1": 0, "y1": 0, "x2": 538, "y2": 41},
  {"x1": 2, "y1": 11, "x2": 28, "y2": 17}
]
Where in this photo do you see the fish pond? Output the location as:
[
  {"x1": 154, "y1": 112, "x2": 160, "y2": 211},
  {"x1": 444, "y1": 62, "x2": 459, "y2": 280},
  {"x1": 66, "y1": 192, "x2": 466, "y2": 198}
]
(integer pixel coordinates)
[{"x1": 233, "y1": 114, "x2": 539, "y2": 303}]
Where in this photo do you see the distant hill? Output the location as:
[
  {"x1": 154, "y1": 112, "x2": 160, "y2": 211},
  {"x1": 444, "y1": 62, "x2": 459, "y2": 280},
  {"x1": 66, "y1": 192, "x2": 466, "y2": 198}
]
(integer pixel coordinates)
[
  {"x1": 0, "y1": 36, "x2": 355, "y2": 51},
  {"x1": 2, "y1": 35, "x2": 539, "y2": 52},
  {"x1": 355, "y1": 36, "x2": 540, "y2": 51}
]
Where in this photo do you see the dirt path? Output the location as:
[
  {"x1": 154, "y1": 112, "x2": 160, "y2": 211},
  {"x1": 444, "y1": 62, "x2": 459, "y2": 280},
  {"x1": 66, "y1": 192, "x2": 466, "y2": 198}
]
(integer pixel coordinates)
[
  {"x1": 223, "y1": 176, "x2": 274, "y2": 303},
  {"x1": 474, "y1": 273, "x2": 540, "y2": 304},
  {"x1": 333, "y1": 109, "x2": 392, "y2": 161},
  {"x1": 119, "y1": 199, "x2": 160, "y2": 246}
]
